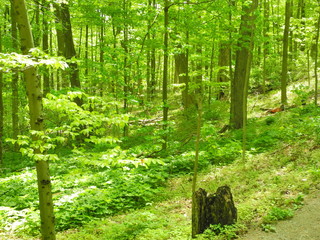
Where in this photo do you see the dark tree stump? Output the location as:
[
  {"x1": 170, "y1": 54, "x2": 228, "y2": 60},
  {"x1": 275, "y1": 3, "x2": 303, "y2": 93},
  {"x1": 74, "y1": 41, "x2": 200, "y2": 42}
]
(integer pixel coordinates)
[{"x1": 192, "y1": 186, "x2": 237, "y2": 237}]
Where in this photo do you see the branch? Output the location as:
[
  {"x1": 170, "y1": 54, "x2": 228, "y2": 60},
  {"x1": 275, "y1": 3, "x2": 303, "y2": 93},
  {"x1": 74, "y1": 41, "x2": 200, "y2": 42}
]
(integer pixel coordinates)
[{"x1": 138, "y1": 11, "x2": 161, "y2": 57}]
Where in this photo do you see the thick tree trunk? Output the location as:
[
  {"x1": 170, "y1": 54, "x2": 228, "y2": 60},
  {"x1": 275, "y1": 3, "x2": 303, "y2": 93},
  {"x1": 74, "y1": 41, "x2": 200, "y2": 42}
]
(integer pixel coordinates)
[
  {"x1": 60, "y1": 3, "x2": 81, "y2": 90},
  {"x1": 217, "y1": 42, "x2": 230, "y2": 100},
  {"x1": 230, "y1": 0, "x2": 258, "y2": 129},
  {"x1": 192, "y1": 186, "x2": 237, "y2": 238},
  {"x1": 174, "y1": 47, "x2": 190, "y2": 108},
  {"x1": 12, "y1": 0, "x2": 56, "y2": 239}
]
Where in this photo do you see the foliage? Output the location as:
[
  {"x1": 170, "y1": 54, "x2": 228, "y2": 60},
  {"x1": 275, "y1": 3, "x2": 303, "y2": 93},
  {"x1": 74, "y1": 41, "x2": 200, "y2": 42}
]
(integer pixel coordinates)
[
  {"x1": 262, "y1": 207, "x2": 294, "y2": 224},
  {"x1": 0, "y1": 49, "x2": 67, "y2": 72},
  {"x1": 200, "y1": 223, "x2": 247, "y2": 240}
]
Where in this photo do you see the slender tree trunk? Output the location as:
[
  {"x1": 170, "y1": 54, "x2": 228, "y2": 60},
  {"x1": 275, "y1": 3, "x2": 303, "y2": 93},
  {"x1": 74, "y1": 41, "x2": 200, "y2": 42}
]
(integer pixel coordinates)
[
  {"x1": 191, "y1": 98, "x2": 202, "y2": 238},
  {"x1": 208, "y1": 42, "x2": 214, "y2": 105},
  {"x1": 280, "y1": 0, "x2": 292, "y2": 106},
  {"x1": 33, "y1": 0, "x2": 40, "y2": 47},
  {"x1": 0, "y1": 27, "x2": 3, "y2": 165},
  {"x1": 12, "y1": 1, "x2": 56, "y2": 239},
  {"x1": 162, "y1": 0, "x2": 169, "y2": 150},
  {"x1": 150, "y1": 0, "x2": 157, "y2": 100},
  {"x1": 123, "y1": 0, "x2": 129, "y2": 137},
  {"x1": 42, "y1": 0, "x2": 50, "y2": 96},
  {"x1": 54, "y1": 5, "x2": 64, "y2": 90},
  {"x1": 85, "y1": 25, "x2": 89, "y2": 76},
  {"x1": 314, "y1": 7, "x2": 320, "y2": 106},
  {"x1": 307, "y1": 49, "x2": 310, "y2": 87},
  {"x1": 262, "y1": 0, "x2": 270, "y2": 94},
  {"x1": 11, "y1": 0, "x2": 20, "y2": 147},
  {"x1": 99, "y1": 23, "x2": 105, "y2": 96},
  {"x1": 146, "y1": 12, "x2": 151, "y2": 101}
]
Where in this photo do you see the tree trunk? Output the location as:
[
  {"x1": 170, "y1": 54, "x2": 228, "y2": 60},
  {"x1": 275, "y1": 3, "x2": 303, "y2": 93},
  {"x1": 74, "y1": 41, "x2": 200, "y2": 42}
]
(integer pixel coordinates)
[
  {"x1": 99, "y1": 24, "x2": 105, "y2": 96},
  {"x1": 217, "y1": 42, "x2": 230, "y2": 100},
  {"x1": 262, "y1": 0, "x2": 270, "y2": 94},
  {"x1": 42, "y1": 0, "x2": 50, "y2": 97},
  {"x1": 12, "y1": 0, "x2": 56, "y2": 239},
  {"x1": 174, "y1": 46, "x2": 190, "y2": 108},
  {"x1": 280, "y1": 0, "x2": 292, "y2": 106},
  {"x1": 54, "y1": 5, "x2": 64, "y2": 91},
  {"x1": 0, "y1": 27, "x2": 3, "y2": 165},
  {"x1": 123, "y1": 0, "x2": 130, "y2": 137},
  {"x1": 192, "y1": 186, "x2": 237, "y2": 238},
  {"x1": 230, "y1": 0, "x2": 258, "y2": 129},
  {"x1": 11, "y1": 0, "x2": 20, "y2": 148},
  {"x1": 314, "y1": 6, "x2": 320, "y2": 106},
  {"x1": 162, "y1": 0, "x2": 169, "y2": 150},
  {"x1": 85, "y1": 24, "x2": 89, "y2": 76},
  {"x1": 60, "y1": 3, "x2": 81, "y2": 91},
  {"x1": 150, "y1": 0, "x2": 157, "y2": 100},
  {"x1": 208, "y1": 42, "x2": 214, "y2": 105}
]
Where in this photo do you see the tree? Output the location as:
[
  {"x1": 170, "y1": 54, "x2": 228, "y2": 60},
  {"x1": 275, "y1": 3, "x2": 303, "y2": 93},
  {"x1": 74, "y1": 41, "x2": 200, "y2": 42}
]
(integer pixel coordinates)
[
  {"x1": 314, "y1": 1, "x2": 320, "y2": 106},
  {"x1": 12, "y1": 0, "x2": 56, "y2": 239},
  {"x1": 280, "y1": 0, "x2": 292, "y2": 106},
  {"x1": 10, "y1": 0, "x2": 20, "y2": 147},
  {"x1": 0, "y1": 25, "x2": 3, "y2": 165},
  {"x1": 42, "y1": 0, "x2": 50, "y2": 97},
  {"x1": 162, "y1": 0, "x2": 169, "y2": 150},
  {"x1": 123, "y1": 0, "x2": 130, "y2": 137},
  {"x1": 230, "y1": 0, "x2": 258, "y2": 129},
  {"x1": 54, "y1": 3, "x2": 81, "y2": 98}
]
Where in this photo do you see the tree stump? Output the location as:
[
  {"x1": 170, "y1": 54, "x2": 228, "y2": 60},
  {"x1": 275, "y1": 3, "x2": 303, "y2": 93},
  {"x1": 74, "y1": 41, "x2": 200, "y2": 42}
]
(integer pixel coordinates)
[{"x1": 192, "y1": 186, "x2": 237, "y2": 237}]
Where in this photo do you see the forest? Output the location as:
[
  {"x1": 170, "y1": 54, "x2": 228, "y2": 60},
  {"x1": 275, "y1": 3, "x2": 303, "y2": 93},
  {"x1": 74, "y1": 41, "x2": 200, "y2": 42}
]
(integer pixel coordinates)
[{"x1": 0, "y1": 0, "x2": 320, "y2": 239}]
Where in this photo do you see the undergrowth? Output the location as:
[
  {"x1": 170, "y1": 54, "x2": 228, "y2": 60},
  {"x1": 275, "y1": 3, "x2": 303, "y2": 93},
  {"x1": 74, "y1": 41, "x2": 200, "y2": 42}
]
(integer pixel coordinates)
[{"x1": 1, "y1": 100, "x2": 320, "y2": 239}]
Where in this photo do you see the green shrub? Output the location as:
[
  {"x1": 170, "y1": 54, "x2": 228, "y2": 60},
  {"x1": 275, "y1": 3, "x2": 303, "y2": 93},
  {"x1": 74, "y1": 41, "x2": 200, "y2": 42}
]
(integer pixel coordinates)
[{"x1": 263, "y1": 207, "x2": 293, "y2": 224}]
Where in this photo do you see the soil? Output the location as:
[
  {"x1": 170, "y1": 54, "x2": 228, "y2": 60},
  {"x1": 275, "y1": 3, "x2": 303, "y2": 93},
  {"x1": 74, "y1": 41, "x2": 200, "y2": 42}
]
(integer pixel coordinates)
[{"x1": 240, "y1": 189, "x2": 320, "y2": 240}]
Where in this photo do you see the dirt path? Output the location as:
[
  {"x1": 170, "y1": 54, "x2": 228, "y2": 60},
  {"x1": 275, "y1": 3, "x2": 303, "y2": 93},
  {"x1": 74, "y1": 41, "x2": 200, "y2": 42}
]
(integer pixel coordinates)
[{"x1": 241, "y1": 190, "x2": 320, "y2": 240}]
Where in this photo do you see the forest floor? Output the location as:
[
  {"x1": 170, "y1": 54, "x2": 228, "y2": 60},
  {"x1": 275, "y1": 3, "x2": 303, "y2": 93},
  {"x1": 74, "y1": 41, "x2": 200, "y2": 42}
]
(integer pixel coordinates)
[
  {"x1": 1, "y1": 79, "x2": 319, "y2": 240},
  {"x1": 241, "y1": 188, "x2": 320, "y2": 240}
]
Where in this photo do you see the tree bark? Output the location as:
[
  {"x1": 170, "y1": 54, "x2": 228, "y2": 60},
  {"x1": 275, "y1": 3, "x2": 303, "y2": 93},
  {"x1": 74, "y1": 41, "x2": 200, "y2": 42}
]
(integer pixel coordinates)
[
  {"x1": 123, "y1": 0, "x2": 130, "y2": 137},
  {"x1": 150, "y1": 0, "x2": 157, "y2": 100},
  {"x1": 11, "y1": 0, "x2": 20, "y2": 148},
  {"x1": 42, "y1": 0, "x2": 50, "y2": 97},
  {"x1": 230, "y1": 0, "x2": 258, "y2": 129},
  {"x1": 12, "y1": 0, "x2": 56, "y2": 239},
  {"x1": 217, "y1": 42, "x2": 230, "y2": 100},
  {"x1": 60, "y1": 3, "x2": 81, "y2": 90},
  {"x1": 162, "y1": 0, "x2": 169, "y2": 150},
  {"x1": 280, "y1": 0, "x2": 292, "y2": 106},
  {"x1": 174, "y1": 46, "x2": 190, "y2": 108},
  {"x1": 0, "y1": 27, "x2": 3, "y2": 165},
  {"x1": 192, "y1": 187, "x2": 237, "y2": 238},
  {"x1": 314, "y1": 5, "x2": 320, "y2": 106}
]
